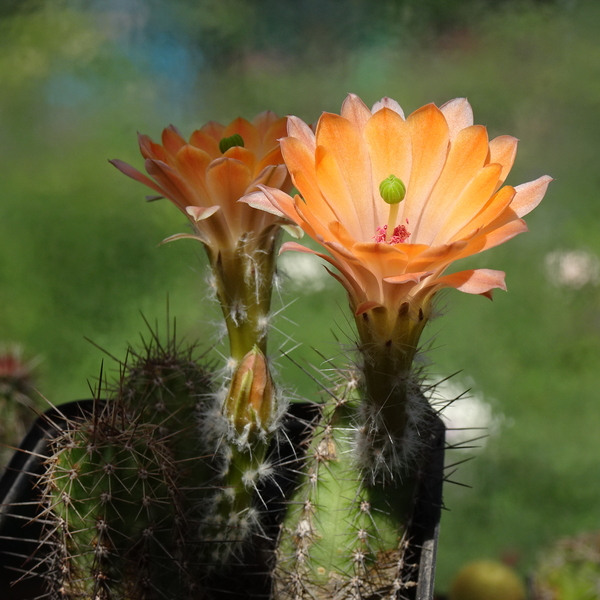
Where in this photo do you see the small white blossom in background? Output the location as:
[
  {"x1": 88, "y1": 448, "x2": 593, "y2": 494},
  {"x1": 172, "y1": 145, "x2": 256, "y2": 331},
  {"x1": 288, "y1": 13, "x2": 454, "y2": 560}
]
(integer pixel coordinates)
[
  {"x1": 429, "y1": 377, "x2": 505, "y2": 450},
  {"x1": 545, "y1": 249, "x2": 600, "y2": 289},
  {"x1": 278, "y1": 252, "x2": 332, "y2": 294}
]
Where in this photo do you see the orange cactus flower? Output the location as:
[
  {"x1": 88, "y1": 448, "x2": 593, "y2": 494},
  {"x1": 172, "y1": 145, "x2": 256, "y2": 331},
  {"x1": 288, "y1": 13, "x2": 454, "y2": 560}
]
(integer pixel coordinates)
[
  {"x1": 251, "y1": 95, "x2": 550, "y2": 319},
  {"x1": 111, "y1": 112, "x2": 293, "y2": 361},
  {"x1": 111, "y1": 111, "x2": 290, "y2": 253}
]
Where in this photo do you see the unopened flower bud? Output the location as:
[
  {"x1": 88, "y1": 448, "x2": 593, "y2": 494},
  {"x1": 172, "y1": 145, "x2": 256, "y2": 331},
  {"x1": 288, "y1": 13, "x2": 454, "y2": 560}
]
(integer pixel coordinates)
[
  {"x1": 224, "y1": 346, "x2": 274, "y2": 437},
  {"x1": 219, "y1": 133, "x2": 245, "y2": 154},
  {"x1": 379, "y1": 174, "x2": 406, "y2": 205}
]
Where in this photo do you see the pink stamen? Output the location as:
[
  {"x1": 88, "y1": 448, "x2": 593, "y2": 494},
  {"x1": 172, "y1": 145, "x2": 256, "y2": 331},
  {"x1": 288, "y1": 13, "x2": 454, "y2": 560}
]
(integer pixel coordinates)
[{"x1": 374, "y1": 224, "x2": 410, "y2": 244}]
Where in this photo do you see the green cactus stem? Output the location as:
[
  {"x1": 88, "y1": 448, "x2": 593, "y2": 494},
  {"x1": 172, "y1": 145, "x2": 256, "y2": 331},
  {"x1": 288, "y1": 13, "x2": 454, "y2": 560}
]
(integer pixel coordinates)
[
  {"x1": 354, "y1": 301, "x2": 433, "y2": 483},
  {"x1": 274, "y1": 386, "x2": 427, "y2": 600},
  {"x1": 34, "y1": 331, "x2": 216, "y2": 599},
  {"x1": 42, "y1": 404, "x2": 200, "y2": 600}
]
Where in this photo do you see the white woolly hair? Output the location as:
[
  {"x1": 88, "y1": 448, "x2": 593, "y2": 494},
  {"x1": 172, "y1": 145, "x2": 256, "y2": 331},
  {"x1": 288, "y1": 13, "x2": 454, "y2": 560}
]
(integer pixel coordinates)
[{"x1": 353, "y1": 379, "x2": 434, "y2": 485}]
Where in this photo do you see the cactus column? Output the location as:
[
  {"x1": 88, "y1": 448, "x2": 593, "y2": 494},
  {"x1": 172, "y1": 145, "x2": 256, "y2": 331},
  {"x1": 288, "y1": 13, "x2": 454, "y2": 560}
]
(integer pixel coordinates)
[{"x1": 274, "y1": 373, "x2": 432, "y2": 600}]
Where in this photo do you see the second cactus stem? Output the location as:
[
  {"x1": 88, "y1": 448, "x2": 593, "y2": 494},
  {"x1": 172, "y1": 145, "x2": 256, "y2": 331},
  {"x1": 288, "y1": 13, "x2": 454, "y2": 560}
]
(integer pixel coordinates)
[
  {"x1": 273, "y1": 367, "x2": 434, "y2": 600},
  {"x1": 35, "y1": 335, "x2": 215, "y2": 599}
]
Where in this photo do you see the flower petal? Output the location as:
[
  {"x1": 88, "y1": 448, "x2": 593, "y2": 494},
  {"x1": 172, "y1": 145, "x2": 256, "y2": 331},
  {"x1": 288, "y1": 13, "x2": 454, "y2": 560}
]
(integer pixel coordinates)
[
  {"x1": 253, "y1": 110, "x2": 281, "y2": 137},
  {"x1": 256, "y1": 145, "x2": 284, "y2": 174},
  {"x1": 384, "y1": 271, "x2": 433, "y2": 285},
  {"x1": 511, "y1": 175, "x2": 553, "y2": 217},
  {"x1": 287, "y1": 115, "x2": 316, "y2": 153},
  {"x1": 292, "y1": 192, "x2": 332, "y2": 240},
  {"x1": 415, "y1": 125, "x2": 489, "y2": 243},
  {"x1": 434, "y1": 268, "x2": 506, "y2": 298},
  {"x1": 355, "y1": 300, "x2": 384, "y2": 315},
  {"x1": 281, "y1": 136, "x2": 320, "y2": 199},
  {"x1": 138, "y1": 133, "x2": 169, "y2": 162},
  {"x1": 341, "y1": 93, "x2": 372, "y2": 131},
  {"x1": 257, "y1": 185, "x2": 299, "y2": 220},
  {"x1": 450, "y1": 185, "x2": 516, "y2": 242},
  {"x1": 363, "y1": 107, "x2": 412, "y2": 227},
  {"x1": 371, "y1": 97, "x2": 405, "y2": 119},
  {"x1": 201, "y1": 120, "x2": 226, "y2": 141},
  {"x1": 406, "y1": 241, "x2": 468, "y2": 272},
  {"x1": 316, "y1": 112, "x2": 375, "y2": 234},
  {"x1": 174, "y1": 145, "x2": 212, "y2": 202},
  {"x1": 432, "y1": 162, "x2": 502, "y2": 245},
  {"x1": 440, "y1": 98, "x2": 474, "y2": 141},
  {"x1": 488, "y1": 135, "x2": 518, "y2": 187},
  {"x1": 161, "y1": 125, "x2": 186, "y2": 156},
  {"x1": 315, "y1": 145, "x2": 363, "y2": 236},
  {"x1": 282, "y1": 224, "x2": 304, "y2": 239},
  {"x1": 186, "y1": 205, "x2": 220, "y2": 222},
  {"x1": 403, "y1": 104, "x2": 450, "y2": 229},
  {"x1": 249, "y1": 164, "x2": 288, "y2": 193},
  {"x1": 223, "y1": 145, "x2": 257, "y2": 173},
  {"x1": 205, "y1": 157, "x2": 253, "y2": 226},
  {"x1": 223, "y1": 117, "x2": 260, "y2": 155},
  {"x1": 262, "y1": 116, "x2": 288, "y2": 155},
  {"x1": 189, "y1": 129, "x2": 221, "y2": 159},
  {"x1": 109, "y1": 159, "x2": 166, "y2": 197},
  {"x1": 145, "y1": 159, "x2": 195, "y2": 209},
  {"x1": 241, "y1": 190, "x2": 286, "y2": 218},
  {"x1": 458, "y1": 219, "x2": 528, "y2": 259},
  {"x1": 351, "y1": 241, "x2": 411, "y2": 279}
]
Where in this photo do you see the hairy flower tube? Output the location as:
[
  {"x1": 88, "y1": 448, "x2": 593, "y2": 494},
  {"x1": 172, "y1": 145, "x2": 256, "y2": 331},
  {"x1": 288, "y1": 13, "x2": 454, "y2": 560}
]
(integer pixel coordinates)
[
  {"x1": 111, "y1": 112, "x2": 292, "y2": 361},
  {"x1": 246, "y1": 94, "x2": 551, "y2": 449}
]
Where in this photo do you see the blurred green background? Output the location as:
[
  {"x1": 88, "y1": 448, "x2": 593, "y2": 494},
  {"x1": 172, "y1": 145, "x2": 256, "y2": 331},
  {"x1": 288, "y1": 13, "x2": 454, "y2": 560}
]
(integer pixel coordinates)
[{"x1": 1, "y1": 0, "x2": 600, "y2": 592}]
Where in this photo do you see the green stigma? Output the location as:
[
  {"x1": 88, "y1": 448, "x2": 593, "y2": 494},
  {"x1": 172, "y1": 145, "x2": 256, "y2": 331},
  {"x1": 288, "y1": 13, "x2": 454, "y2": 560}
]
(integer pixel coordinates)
[
  {"x1": 379, "y1": 174, "x2": 406, "y2": 205},
  {"x1": 219, "y1": 133, "x2": 245, "y2": 154}
]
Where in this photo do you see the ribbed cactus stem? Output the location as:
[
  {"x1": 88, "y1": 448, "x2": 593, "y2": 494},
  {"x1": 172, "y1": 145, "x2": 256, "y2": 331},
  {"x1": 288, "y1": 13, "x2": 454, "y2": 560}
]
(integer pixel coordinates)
[
  {"x1": 43, "y1": 414, "x2": 197, "y2": 599},
  {"x1": 274, "y1": 394, "x2": 420, "y2": 600},
  {"x1": 33, "y1": 335, "x2": 216, "y2": 599}
]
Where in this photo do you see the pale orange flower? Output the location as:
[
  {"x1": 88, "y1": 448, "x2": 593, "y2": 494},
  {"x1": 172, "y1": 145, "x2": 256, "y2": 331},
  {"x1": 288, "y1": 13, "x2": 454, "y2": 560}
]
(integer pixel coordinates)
[
  {"x1": 111, "y1": 111, "x2": 290, "y2": 253},
  {"x1": 249, "y1": 94, "x2": 551, "y2": 320},
  {"x1": 112, "y1": 112, "x2": 293, "y2": 361}
]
